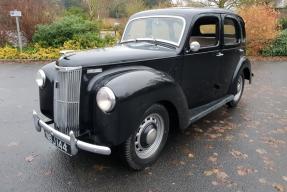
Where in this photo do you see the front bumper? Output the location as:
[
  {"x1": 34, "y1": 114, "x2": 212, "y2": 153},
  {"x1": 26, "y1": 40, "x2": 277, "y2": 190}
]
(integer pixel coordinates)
[{"x1": 32, "y1": 110, "x2": 111, "y2": 156}]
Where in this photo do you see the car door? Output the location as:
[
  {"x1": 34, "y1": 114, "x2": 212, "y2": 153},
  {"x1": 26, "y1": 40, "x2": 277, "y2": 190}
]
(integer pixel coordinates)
[
  {"x1": 217, "y1": 14, "x2": 243, "y2": 97},
  {"x1": 181, "y1": 14, "x2": 222, "y2": 109}
]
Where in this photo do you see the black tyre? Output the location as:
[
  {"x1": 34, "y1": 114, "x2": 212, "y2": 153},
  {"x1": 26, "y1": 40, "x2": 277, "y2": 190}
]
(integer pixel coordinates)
[
  {"x1": 228, "y1": 72, "x2": 245, "y2": 108},
  {"x1": 123, "y1": 104, "x2": 169, "y2": 170}
]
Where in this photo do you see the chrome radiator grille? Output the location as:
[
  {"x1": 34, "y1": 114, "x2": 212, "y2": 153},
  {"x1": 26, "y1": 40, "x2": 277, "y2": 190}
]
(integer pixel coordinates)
[{"x1": 54, "y1": 66, "x2": 82, "y2": 137}]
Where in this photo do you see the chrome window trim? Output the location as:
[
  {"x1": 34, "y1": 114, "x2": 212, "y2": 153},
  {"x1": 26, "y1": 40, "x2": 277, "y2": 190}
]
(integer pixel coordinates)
[{"x1": 121, "y1": 15, "x2": 187, "y2": 47}]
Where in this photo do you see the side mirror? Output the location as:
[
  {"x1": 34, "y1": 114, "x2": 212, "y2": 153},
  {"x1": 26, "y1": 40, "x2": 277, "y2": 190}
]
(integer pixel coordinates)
[{"x1": 190, "y1": 41, "x2": 200, "y2": 52}]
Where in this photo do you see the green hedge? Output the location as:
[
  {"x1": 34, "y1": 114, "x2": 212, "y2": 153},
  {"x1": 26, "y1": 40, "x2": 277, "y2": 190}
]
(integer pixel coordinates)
[
  {"x1": 262, "y1": 30, "x2": 287, "y2": 56},
  {"x1": 32, "y1": 15, "x2": 102, "y2": 48}
]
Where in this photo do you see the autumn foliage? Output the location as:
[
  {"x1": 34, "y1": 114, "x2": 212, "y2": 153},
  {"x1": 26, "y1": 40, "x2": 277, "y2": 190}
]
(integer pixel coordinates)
[
  {"x1": 238, "y1": 5, "x2": 279, "y2": 56},
  {"x1": 0, "y1": 0, "x2": 60, "y2": 42}
]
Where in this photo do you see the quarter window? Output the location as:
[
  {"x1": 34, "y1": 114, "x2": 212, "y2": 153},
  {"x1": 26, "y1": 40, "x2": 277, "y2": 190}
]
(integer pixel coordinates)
[
  {"x1": 224, "y1": 17, "x2": 240, "y2": 45},
  {"x1": 190, "y1": 16, "x2": 219, "y2": 48}
]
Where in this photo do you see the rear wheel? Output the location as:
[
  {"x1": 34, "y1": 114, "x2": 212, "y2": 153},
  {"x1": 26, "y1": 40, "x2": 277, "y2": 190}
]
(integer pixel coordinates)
[
  {"x1": 228, "y1": 72, "x2": 245, "y2": 108},
  {"x1": 123, "y1": 104, "x2": 169, "y2": 170}
]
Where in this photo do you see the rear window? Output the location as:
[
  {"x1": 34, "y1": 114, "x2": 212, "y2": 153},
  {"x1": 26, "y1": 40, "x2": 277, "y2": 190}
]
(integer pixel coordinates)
[
  {"x1": 224, "y1": 17, "x2": 240, "y2": 45},
  {"x1": 200, "y1": 24, "x2": 216, "y2": 34}
]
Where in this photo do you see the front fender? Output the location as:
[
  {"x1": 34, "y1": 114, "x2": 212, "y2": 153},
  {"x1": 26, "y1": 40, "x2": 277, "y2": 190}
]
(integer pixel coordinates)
[
  {"x1": 39, "y1": 62, "x2": 56, "y2": 119},
  {"x1": 87, "y1": 66, "x2": 189, "y2": 146}
]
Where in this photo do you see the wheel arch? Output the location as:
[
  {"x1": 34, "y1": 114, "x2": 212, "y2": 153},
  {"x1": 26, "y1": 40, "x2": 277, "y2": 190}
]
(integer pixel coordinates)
[
  {"x1": 158, "y1": 100, "x2": 180, "y2": 132},
  {"x1": 229, "y1": 57, "x2": 252, "y2": 95},
  {"x1": 232, "y1": 56, "x2": 252, "y2": 84}
]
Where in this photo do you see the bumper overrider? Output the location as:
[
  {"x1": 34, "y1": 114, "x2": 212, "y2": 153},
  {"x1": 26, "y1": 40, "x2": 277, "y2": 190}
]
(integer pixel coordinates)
[{"x1": 32, "y1": 110, "x2": 111, "y2": 156}]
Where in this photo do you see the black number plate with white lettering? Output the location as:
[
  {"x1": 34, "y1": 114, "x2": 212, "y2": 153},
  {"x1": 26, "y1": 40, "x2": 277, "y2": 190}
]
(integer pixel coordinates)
[{"x1": 44, "y1": 130, "x2": 72, "y2": 156}]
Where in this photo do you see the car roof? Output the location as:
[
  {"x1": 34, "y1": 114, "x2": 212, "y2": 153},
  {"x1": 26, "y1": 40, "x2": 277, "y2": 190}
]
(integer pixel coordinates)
[{"x1": 131, "y1": 7, "x2": 236, "y2": 20}]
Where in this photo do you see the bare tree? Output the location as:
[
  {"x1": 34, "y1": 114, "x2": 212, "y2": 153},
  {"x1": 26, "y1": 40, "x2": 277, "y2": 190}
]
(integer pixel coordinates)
[
  {"x1": 186, "y1": 0, "x2": 240, "y2": 8},
  {"x1": 186, "y1": 0, "x2": 276, "y2": 9},
  {"x1": 125, "y1": 0, "x2": 146, "y2": 16},
  {"x1": 82, "y1": 0, "x2": 109, "y2": 19}
]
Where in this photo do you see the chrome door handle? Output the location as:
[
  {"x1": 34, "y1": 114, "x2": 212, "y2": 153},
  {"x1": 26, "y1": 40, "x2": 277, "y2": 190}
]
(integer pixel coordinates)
[{"x1": 216, "y1": 52, "x2": 224, "y2": 57}]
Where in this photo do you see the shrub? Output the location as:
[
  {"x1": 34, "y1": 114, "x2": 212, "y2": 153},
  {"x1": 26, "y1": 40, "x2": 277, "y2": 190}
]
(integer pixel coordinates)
[
  {"x1": 33, "y1": 15, "x2": 100, "y2": 48},
  {"x1": 238, "y1": 5, "x2": 279, "y2": 56},
  {"x1": 279, "y1": 18, "x2": 287, "y2": 30},
  {"x1": 262, "y1": 30, "x2": 287, "y2": 56},
  {"x1": 0, "y1": 31, "x2": 10, "y2": 47},
  {"x1": 0, "y1": 45, "x2": 60, "y2": 60},
  {"x1": 64, "y1": 7, "x2": 88, "y2": 19},
  {"x1": 73, "y1": 32, "x2": 116, "y2": 49}
]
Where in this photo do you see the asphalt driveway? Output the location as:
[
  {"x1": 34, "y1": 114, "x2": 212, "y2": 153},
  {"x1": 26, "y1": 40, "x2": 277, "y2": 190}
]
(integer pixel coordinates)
[{"x1": 0, "y1": 61, "x2": 287, "y2": 192}]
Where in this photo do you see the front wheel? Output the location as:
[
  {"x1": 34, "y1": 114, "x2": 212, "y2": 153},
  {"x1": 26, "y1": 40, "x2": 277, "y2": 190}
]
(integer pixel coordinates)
[
  {"x1": 228, "y1": 73, "x2": 245, "y2": 108},
  {"x1": 123, "y1": 104, "x2": 169, "y2": 170}
]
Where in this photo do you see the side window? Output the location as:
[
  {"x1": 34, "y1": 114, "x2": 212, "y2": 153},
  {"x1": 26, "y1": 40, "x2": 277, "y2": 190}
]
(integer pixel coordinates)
[
  {"x1": 190, "y1": 16, "x2": 219, "y2": 48},
  {"x1": 224, "y1": 17, "x2": 240, "y2": 45}
]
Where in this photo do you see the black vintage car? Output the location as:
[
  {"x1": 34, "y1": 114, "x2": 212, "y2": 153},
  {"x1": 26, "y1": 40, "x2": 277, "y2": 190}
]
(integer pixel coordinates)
[{"x1": 33, "y1": 8, "x2": 252, "y2": 170}]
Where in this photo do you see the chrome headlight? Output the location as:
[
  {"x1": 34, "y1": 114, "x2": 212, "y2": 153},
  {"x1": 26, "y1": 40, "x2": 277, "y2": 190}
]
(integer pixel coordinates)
[
  {"x1": 96, "y1": 87, "x2": 116, "y2": 112},
  {"x1": 35, "y1": 69, "x2": 46, "y2": 88}
]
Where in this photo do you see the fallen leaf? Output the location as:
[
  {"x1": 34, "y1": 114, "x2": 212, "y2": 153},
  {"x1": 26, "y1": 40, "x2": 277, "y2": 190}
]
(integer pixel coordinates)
[
  {"x1": 273, "y1": 183, "x2": 285, "y2": 192},
  {"x1": 259, "y1": 178, "x2": 267, "y2": 184},
  {"x1": 213, "y1": 127, "x2": 225, "y2": 133},
  {"x1": 216, "y1": 170, "x2": 229, "y2": 180},
  {"x1": 188, "y1": 153, "x2": 194, "y2": 159},
  {"x1": 182, "y1": 146, "x2": 194, "y2": 159},
  {"x1": 8, "y1": 142, "x2": 19, "y2": 147},
  {"x1": 204, "y1": 168, "x2": 229, "y2": 180},
  {"x1": 194, "y1": 128, "x2": 204, "y2": 133},
  {"x1": 230, "y1": 149, "x2": 248, "y2": 160},
  {"x1": 25, "y1": 154, "x2": 38, "y2": 163},
  {"x1": 256, "y1": 148, "x2": 267, "y2": 155},
  {"x1": 205, "y1": 144, "x2": 214, "y2": 149},
  {"x1": 208, "y1": 154, "x2": 218, "y2": 163},
  {"x1": 205, "y1": 120, "x2": 211, "y2": 123},
  {"x1": 262, "y1": 137, "x2": 286, "y2": 148},
  {"x1": 236, "y1": 166, "x2": 256, "y2": 176},
  {"x1": 206, "y1": 133, "x2": 222, "y2": 139},
  {"x1": 180, "y1": 161, "x2": 186, "y2": 165},
  {"x1": 186, "y1": 171, "x2": 193, "y2": 176},
  {"x1": 261, "y1": 156, "x2": 275, "y2": 170},
  {"x1": 204, "y1": 170, "x2": 214, "y2": 176}
]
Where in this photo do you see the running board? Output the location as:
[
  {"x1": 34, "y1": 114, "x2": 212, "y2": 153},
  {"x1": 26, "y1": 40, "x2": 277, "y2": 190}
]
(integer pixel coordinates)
[{"x1": 188, "y1": 95, "x2": 234, "y2": 124}]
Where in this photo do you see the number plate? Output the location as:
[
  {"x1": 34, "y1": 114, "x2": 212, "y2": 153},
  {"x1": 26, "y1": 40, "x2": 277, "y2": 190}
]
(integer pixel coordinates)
[{"x1": 44, "y1": 130, "x2": 72, "y2": 156}]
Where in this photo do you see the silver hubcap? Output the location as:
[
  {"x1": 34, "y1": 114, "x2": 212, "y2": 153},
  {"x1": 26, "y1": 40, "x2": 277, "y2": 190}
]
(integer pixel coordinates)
[
  {"x1": 234, "y1": 75, "x2": 243, "y2": 102},
  {"x1": 135, "y1": 113, "x2": 164, "y2": 159},
  {"x1": 146, "y1": 128, "x2": 157, "y2": 145}
]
